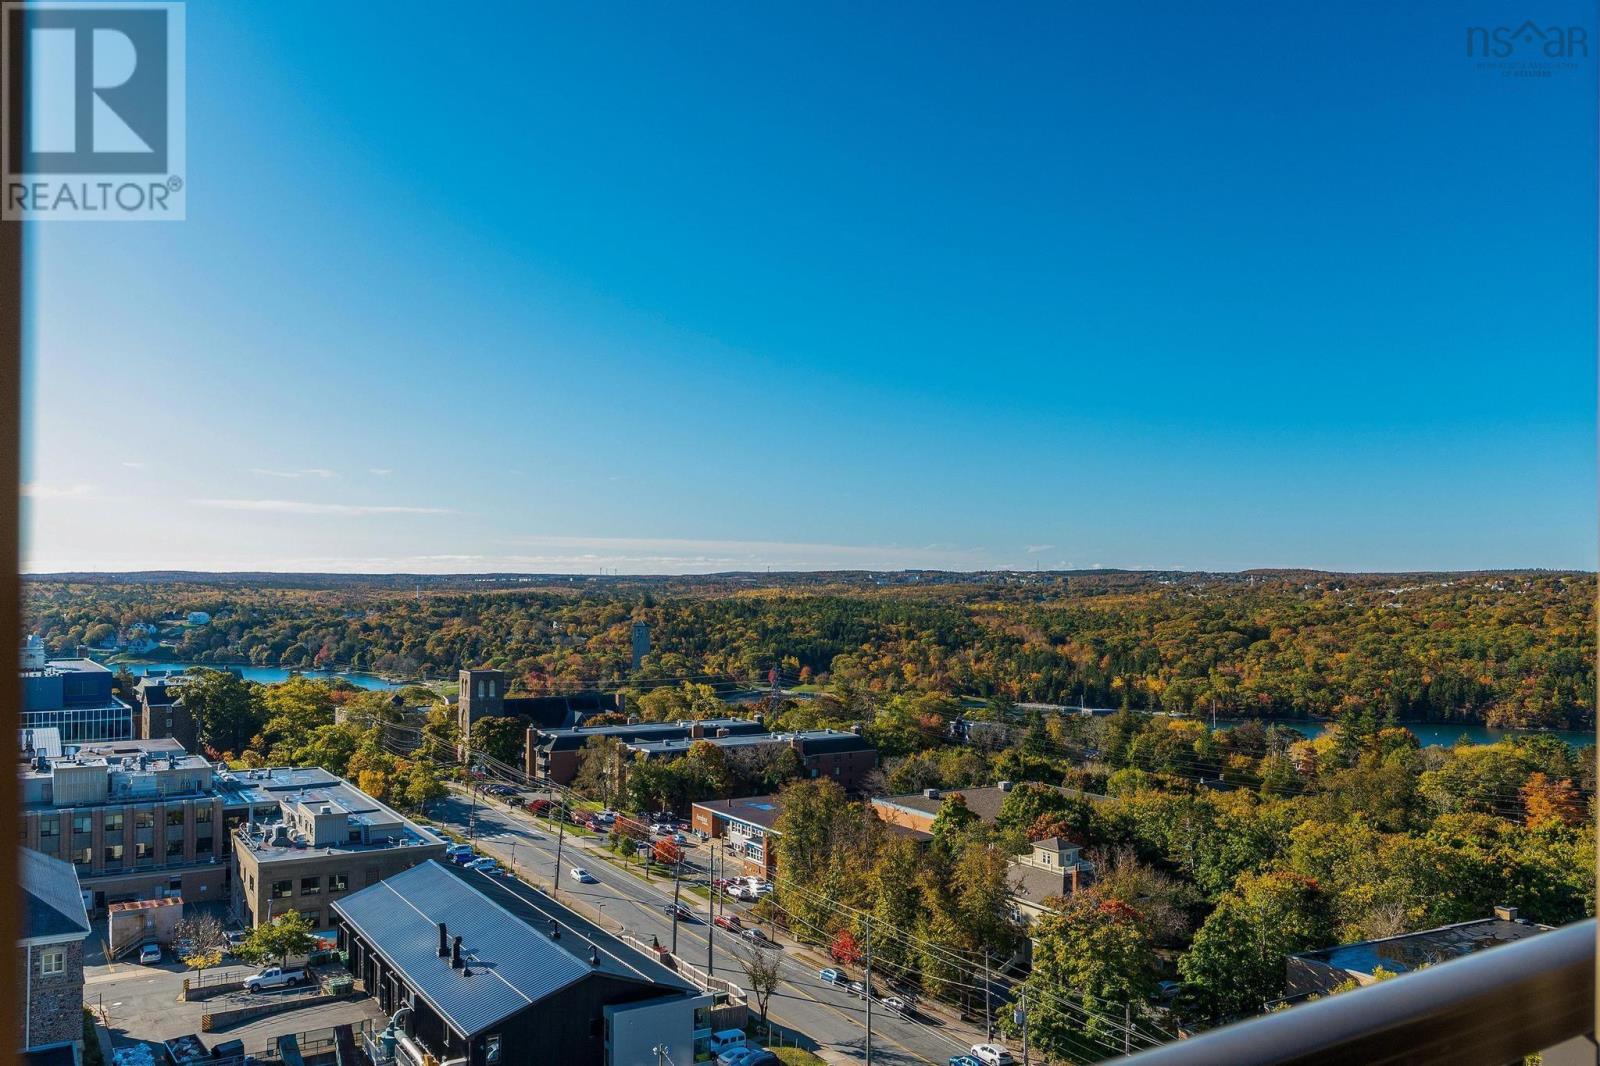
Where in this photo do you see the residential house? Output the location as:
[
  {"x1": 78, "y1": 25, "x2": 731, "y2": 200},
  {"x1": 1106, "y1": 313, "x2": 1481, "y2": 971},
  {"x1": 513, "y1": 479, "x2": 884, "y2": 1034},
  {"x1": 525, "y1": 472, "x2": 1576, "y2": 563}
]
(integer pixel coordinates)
[{"x1": 20, "y1": 850, "x2": 92, "y2": 1056}]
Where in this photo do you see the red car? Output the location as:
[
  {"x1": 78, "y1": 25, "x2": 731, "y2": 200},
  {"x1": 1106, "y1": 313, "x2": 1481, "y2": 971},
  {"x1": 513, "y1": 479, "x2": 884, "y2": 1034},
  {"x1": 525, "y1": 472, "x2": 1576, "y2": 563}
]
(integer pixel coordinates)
[{"x1": 714, "y1": 914, "x2": 743, "y2": 932}]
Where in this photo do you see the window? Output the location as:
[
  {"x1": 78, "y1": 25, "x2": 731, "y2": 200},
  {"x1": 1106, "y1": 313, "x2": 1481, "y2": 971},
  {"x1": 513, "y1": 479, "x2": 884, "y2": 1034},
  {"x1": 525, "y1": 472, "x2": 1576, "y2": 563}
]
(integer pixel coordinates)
[
  {"x1": 38, "y1": 816, "x2": 59, "y2": 839},
  {"x1": 300, "y1": 876, "x2": 321, "y2": 895},
  {"x1": 72, "y1": 814, "x2": 91, "y2": 835},
  {"x1": 135, "y1": 811, "x2": 154, "y2": 830},
  {"x1": 167, "y1": 809, "x2": 185, "y2": 827},
  {"x1": 328, "y1": 873, "x2": 348, "y2": 892},
  {"x1": 104, "y1": 813, "x2": 123, "y2": 832},
  {"x1": 104, "y1": 843, "x2": 124, "y2": 864},
  {"x1": 166, "y1": 839, "x2": 185, "y2": 858},
  {"x1": 135, "y1": 842, "x2": 154, "y2": 861},
  {"x1": 71, "y1": 847, "x2": 90, "y2": 866},
  {"x1": 195, "y1": 836, "x2": 213, "y2": 856},
  {"x1": 272, "y1": 880, "x2": 293, "y2": 900},
  {"x1": 40, "y1": 950, "x2": 64, "y2": 975},
  {"x1": 195, "y1": 807, "x2": 211, "y2": 824}
]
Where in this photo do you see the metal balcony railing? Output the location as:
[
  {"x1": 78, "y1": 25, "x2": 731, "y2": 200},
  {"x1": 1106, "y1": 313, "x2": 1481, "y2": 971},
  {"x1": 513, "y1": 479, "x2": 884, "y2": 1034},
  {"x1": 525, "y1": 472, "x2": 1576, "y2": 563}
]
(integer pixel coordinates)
[{"x1": 1112, "y1": 919, "x2": 1595, "y2": 1066}]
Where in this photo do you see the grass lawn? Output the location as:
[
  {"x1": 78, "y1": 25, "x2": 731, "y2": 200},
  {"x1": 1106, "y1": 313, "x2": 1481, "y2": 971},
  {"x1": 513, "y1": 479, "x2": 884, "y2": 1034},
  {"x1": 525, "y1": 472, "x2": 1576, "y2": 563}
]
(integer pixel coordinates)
[{"x1": 771, "y1": 1050, "x2": 827, "y2": 1066}]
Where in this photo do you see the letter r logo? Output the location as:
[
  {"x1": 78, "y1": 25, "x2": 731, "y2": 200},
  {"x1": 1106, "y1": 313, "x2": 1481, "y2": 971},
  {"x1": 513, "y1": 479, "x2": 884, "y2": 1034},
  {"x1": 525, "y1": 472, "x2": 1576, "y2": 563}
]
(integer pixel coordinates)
[{"x1": 10, "y1": 6, "x2": 169, "y2": 174}]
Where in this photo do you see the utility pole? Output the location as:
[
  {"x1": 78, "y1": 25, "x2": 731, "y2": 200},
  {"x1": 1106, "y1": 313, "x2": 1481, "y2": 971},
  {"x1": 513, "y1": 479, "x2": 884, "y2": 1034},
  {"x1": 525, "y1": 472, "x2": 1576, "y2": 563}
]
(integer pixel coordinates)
[
  {"x1": 706, "y1": 847, "x2": 716, "y2": 977},
  {"x1": 863, "y1": 915, "x2": 873, "y2": 1066},
  {"x1": 553, "y1": 816, "x2": 566, "y2": 892},
  {"x1": 671, "y1": 858, "x2": 684, "y2": 954},
  {"x1": 1019, "y1": 985, "x2": 1030, "y2": 1066},
  {"x1": 983, "y1": 949, "x2": 992, "y2": 1040},
  {"x1": 1125, "y1": 1002, "x2": 1132, "y2": 1055}
]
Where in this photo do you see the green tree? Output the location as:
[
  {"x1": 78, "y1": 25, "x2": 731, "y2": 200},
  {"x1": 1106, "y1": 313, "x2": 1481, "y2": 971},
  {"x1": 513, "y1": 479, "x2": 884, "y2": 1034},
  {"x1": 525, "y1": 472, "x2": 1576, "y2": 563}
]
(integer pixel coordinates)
[
  {"x1": 471, "y1": 716, "x2": 528, "y2": 767},
  {"x1": 1012, "y1": 894, "x2": 1157, "y2": 1057},
  {"x1": 238, "y1": 911, "x2": 319, "y2": 968},
  {"x1": 182, "y1": 669, "x2": 263, "y2": 755},
  {"x1": 1179, "y1": 870, "x2": 1334, "y2": 1017}
]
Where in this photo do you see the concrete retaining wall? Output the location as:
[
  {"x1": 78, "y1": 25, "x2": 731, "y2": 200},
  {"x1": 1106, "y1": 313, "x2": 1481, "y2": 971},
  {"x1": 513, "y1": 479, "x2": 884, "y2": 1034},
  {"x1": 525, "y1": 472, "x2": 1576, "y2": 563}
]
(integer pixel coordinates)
[{"x1": 199, "y1": 992, "x2": 354, "y2": 1032}]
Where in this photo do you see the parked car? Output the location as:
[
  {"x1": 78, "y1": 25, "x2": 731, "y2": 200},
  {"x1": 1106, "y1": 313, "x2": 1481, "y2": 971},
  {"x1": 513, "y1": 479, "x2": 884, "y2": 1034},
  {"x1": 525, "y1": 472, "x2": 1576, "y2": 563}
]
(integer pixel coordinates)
[
  {"x1": 244, "y1": 966, "x2": 308, "y2": 993},
  {"x1": 847, "y1": 980, "x2": 868, "y2": 998},
  {"x1": 713, "y1": 914, "x2": 743, "y2": 932},
  {"x1": 527, "y1": 799, "x2": 552, "y2": 815},
  {"x1": 663, "y1": 903, "x2": 696, "y2": 922},
  {"x1": 224, "y1": 932, "x2": 248, "y2": 956},
  {"x1": 651, "y1": 822, "x2": 674, "y2": 835},
  {"x1": 138, "y1": 943, "x2": 161, "y2": 965},
  {"x1": 716, "y1": 1047, "x2": 760, "y2": 1066},
  {"x1": 707, "y1": 1030, "x2": 747, "y2": 1056},
  {"x1": 464, "y1": 858, "x2": 500, "y2": 873},
  {"x1": 949, "y1": 1057, "x2": 983, "y2": 1066},
  {"x1": 741, "y1": 928, "x2": 775, "y2": 946},
  {"x1": 880, "y1": 995, "x2": 909, "y2": 1017},
  {"x1": 725, "y1": 884, "x2": 757, "y2": 901},
  {"x1": 446, "y1": 844, "x2": 476, "y2": 864},
  {"x1": 672, "y1": 832, "x2": 689, "y2": 845},
  {"x1": 818, "y1": 967, "x2": 844, "y2": 985},
  {"x1": 570, "y1": 867, "x2": 597, "y2": 884},
  {"x1": 732, "y1": 1043, "x2": 777, "y2": 1062},
  {"x1": 969, "y1": 1045, "x2": 1016, "y2": 1066}
]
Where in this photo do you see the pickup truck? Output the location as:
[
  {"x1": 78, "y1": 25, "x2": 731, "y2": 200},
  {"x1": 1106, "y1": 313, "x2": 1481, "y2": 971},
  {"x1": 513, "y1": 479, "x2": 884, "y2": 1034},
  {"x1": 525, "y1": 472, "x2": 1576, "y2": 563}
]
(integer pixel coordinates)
[{"x1": 243, "y1": 966, "x2": 310, "y2": 993}]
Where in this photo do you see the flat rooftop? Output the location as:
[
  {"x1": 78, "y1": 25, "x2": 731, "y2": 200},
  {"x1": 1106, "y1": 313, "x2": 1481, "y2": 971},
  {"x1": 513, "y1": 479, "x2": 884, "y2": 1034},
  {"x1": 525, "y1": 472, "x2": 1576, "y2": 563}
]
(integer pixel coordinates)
[
  {"x1": 630, "y1": 728, "x2": 870, "y2": 756},
  {"x1": 231, "y1": 768, "x2": 442, "y2": 862},
  {"x1": 1296, "y1": 917, "x2": 1552, "y2": 976}
]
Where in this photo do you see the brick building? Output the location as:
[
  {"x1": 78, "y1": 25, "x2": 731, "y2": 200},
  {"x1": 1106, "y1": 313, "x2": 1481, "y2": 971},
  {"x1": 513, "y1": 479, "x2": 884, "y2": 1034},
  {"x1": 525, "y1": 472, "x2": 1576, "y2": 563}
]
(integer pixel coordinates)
[
  {"x1": 232, "y1": 768, "x2": 447, "y2": 929},
  {"x1": 530, "y1": 718, "x2": 766, "y2": 785},
  {"x1": 20, "y1": 850, "x2": 92, "y2": 1054}
]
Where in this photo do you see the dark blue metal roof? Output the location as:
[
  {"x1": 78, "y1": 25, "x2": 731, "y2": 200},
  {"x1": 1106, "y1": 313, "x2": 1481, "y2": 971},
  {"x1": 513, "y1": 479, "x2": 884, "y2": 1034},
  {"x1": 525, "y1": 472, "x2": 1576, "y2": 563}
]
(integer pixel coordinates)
[
  {"x1": 22, "y1": 849, "x2": 90, "y2": 941},
  {"x1": 333, "y1": 861, "x2": 597, "y2": 1036}
]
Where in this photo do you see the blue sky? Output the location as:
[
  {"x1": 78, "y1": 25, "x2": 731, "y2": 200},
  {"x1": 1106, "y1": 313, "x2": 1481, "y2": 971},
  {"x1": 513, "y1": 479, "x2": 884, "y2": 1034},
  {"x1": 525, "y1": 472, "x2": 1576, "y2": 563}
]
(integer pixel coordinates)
[{"x1": 22, "y1": 0, "x2": 1598, "y2": 573}]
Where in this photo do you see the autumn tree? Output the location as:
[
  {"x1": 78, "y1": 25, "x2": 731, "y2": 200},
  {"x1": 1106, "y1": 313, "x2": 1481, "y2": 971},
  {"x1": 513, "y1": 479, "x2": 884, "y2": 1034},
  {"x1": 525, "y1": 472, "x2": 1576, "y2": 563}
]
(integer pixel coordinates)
[
  {"x1": 1522, "y1": 772, "x2": 1585, "y2": 828},
  {"x1": 1179, "y1": 870, "x2": 1334, "y2": 1017}
]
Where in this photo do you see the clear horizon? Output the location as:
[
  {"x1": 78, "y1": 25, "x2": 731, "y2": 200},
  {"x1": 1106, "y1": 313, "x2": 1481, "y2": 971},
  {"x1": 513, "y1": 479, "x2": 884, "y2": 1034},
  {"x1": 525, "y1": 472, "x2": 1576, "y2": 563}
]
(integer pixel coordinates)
[{"x1": 23, "y1": 1, "x2": 1598, "y2": 576}]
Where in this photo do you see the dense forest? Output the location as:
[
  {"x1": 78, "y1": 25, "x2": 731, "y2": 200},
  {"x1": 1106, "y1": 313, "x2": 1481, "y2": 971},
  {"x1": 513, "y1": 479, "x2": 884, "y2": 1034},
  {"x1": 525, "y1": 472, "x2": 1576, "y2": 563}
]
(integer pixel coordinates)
[{"x1": 23, "y1": 568, "x2": 1596, "y2": 728}]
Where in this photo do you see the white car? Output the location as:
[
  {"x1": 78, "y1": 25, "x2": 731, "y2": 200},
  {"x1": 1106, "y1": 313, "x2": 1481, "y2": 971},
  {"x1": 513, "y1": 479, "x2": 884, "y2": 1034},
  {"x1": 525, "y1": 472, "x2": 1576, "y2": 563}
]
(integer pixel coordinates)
[
  {"x1": 138, "y1": 943, "x2": 161, "y2": 965},
  {"x1": 970, "y1": 1045, "x2": 1016, "y2": 1066},
  {"x1": 465, "y1": 858, "x2": 500, "y2": 873},
  {"x1": 571, "y1": 867, "x2": 597, "y2": 884}
]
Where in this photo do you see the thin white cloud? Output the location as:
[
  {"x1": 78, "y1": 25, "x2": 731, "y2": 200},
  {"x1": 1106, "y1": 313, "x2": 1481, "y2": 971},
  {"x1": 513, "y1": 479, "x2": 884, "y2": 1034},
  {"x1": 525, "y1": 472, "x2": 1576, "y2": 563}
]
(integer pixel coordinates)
[
  {"x1": 190, "y1": 498, "x2": 453, "y2": 516},
  {"x1": 249, "y1": 467, "x2": 338, "y2": 479},
  {"x1": 1025, "y1": 544, "x2": 1055, "y2": 553},
  {"x1": 22, "y1": 482, "x2": 94, "y2": 499},
  {"x1": 121, "y1": 461, "x2": 145, "y2": 470},
  {"x1": 368, "y1": 468, "x2": 392, "y2": 477}
]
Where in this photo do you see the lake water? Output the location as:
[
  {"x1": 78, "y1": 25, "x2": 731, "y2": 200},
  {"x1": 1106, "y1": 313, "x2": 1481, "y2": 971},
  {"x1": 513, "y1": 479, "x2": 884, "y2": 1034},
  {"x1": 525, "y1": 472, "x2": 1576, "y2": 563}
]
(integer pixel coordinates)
[
  {"x1": 1215, "y1": 719, "x2": 1595, "y2": 750},
  {"x1": 117, "y1": 661, "x2": 404, "y2": 690}
]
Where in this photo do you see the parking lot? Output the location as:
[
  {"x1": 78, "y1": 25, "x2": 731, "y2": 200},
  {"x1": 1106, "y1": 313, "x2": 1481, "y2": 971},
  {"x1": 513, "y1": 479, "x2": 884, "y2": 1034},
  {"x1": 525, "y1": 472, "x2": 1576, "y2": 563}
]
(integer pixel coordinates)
[{"x1": 86, "y1": 953, "x2": 387, "y2": 1057}]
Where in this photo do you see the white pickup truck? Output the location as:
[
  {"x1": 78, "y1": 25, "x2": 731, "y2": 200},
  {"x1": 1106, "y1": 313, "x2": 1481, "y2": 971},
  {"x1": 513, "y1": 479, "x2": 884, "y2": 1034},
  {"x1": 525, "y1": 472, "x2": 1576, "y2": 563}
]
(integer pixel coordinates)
[{"x1": 243, "y1": 966, "x2": 310, "y2": 993}]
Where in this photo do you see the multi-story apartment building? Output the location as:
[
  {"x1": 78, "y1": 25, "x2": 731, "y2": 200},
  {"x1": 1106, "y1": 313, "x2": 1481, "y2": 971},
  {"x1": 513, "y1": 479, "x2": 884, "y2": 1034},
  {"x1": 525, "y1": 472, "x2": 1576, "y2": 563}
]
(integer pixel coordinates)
[
  {"x1": 18, "y1": 738, "x2": 263, "y2": 912},
  {"x1": 530, "y1": 718, "x2": 768, "y2": 784},
  {"x1": 630, "y1": 727, "x2": 879, "y2": 791},
  {"x1": 21, "y1": 654, "x2": 135, "y2": 743},
  {"x1": 231, "y1": 768, "x2": 446, "y2": 930}
]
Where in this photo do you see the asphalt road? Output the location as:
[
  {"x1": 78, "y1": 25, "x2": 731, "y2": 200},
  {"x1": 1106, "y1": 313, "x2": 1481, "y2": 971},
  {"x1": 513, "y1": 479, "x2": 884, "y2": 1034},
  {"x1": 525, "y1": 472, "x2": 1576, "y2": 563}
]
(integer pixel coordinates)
[{"x1": 433, "y1": 791, "x2": 991, "y2": 1066}]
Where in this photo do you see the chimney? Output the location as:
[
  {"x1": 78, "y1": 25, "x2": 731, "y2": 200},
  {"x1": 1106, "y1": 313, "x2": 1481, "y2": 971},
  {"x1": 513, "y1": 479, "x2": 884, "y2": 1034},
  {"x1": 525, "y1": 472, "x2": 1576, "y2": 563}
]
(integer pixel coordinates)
[
  {"x1": 850, "y1": 723, "x2": 863, "y2": 736},
  {"x1": 451, "y1": 935, "x2": 463, "y2": 969},
  {"x1": 548, "y1": 919, "x2": 560, "y2": 940},
  {"x1": 1494, "y1": 905, "x2": 1519, "y2": 922},
  {"x1": 588, "y1": 946, "x2": 599, "y2": 967},
  {"x1": 437, "y1": 922, "x2": 449, "y2": 957},
  {"x1": 689, "y1": 722, "x2": 704, "y2": 740}
]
